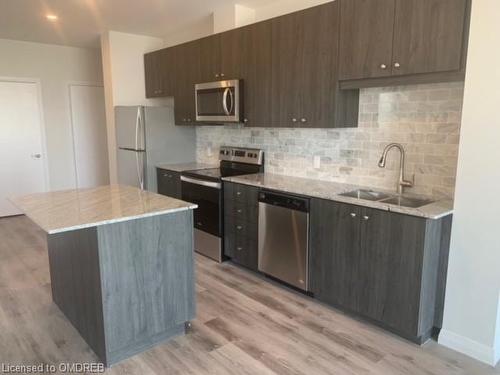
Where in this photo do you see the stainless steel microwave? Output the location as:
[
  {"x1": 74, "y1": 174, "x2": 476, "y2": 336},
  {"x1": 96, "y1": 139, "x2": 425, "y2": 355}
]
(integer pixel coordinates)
[{"x1": 195, "y1": 80, "x2": 241, "y2": 123}]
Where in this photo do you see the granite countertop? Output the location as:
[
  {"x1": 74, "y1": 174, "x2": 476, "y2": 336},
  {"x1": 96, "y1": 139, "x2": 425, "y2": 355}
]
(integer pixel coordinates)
[
  {"x1": 156, "y1": 162, "x2": 218, "y2": 172},
  {"x1": 10, "y1": 185, "x2": 197, "y2": 234},
  {"x1": 223, "y1": 173, "x2": 453, "y2": 220}
]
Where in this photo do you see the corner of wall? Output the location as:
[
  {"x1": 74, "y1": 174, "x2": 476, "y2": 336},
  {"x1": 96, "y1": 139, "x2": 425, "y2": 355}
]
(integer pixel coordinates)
[
  {"x1": 439, "y1": 329, "x2": 498, "y2": 366},
  {"x1": 495, "y1": 292, "x2": 500, "y2": 366},
  {"x1": 100, "y1": 32, "x2": 118, "y2": 184}
]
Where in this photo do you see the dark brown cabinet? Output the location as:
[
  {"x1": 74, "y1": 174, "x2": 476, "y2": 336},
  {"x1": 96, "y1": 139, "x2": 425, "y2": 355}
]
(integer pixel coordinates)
[
  {"x1": 310, "y1": 198, "x2": 450, "y2": 343},
  {"x1": 271, "y1": 2, "x2": 356, "y2": 128},
  {"x1": 156, "y1": 168, "x2": 182, "y2": 199},
  {"x1": 339, "y1": 0, "x2": 470, "y2": 86},
  {"x1": 223, "y1": 182, "x2": 259, "y2": 271},
  {"x1": 339, "y1": 0, "x2": 396, "y2": 80},
  {"x1": 145, "y1": 50, "x2": 166, "y2": 98},
  {"x1": 220, "y1": 22, "x2": 273, "y2": 126},
  {"x1": 197, "y1": 35, "x2": 222, "y2": 83},
  {"x1": 173, "y1": 41, "x2": 200, "y2": 125},
  {"x1": 391, "y1": 0, "x2": 468, "y2": 76}
]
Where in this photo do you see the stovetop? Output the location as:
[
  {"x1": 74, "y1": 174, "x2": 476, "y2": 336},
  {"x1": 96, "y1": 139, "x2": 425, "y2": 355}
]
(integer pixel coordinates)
[
  {"x1": 181, "y1": 147, "x2": 264, "y2": 183},
  {"x1": 182, "y1": 164, "x2": 261, "y2": 182}
]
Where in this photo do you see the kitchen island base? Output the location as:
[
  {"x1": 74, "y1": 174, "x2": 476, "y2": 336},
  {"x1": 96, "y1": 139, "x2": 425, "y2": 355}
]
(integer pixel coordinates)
[{"x1": 47, "y1": 211, "x2": 195, "y2": 367}]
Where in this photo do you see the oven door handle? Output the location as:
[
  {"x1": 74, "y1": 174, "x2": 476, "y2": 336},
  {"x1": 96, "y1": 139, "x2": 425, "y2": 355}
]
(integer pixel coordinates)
[{"x1": 181, "y1": 175, "x2": 221, "y2": 190}]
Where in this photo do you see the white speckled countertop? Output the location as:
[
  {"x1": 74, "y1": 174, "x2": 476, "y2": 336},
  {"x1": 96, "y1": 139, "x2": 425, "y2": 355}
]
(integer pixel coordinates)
[
  {"x1": 10, "y1": 185, "x2": 197, "y2": 234},
  {"x1": 223, "y1": 173, "x2": 453, "y2": 220},
  {"x1": 156, "y1": 162, "x2": 217, "y2": 172}
]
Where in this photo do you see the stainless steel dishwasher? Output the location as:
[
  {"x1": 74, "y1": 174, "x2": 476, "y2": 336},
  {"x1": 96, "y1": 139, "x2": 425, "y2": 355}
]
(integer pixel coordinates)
[{"x1": 258, "y1": 190, "x2": 309, "y2": 291}]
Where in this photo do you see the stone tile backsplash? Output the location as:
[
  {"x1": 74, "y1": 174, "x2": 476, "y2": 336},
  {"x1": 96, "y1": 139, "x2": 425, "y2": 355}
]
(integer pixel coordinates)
[{"x1": 196, "y1": 82, "x2": 464, "y2": 199}]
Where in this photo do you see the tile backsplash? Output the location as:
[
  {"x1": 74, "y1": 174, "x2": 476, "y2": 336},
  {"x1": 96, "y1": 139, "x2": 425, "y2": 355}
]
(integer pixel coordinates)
[{"x1": 196, "y1": 82, "x2": 464, "y2": 199}]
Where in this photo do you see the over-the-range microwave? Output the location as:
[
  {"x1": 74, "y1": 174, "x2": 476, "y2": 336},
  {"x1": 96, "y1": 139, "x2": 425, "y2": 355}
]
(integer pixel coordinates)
[{"x1": 195, "y1": 79, "x2": 242, "y2": 123}]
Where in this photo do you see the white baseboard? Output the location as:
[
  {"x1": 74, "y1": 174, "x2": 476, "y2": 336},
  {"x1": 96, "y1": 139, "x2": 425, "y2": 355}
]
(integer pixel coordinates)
[{"x1": 439, "y1": 329, "x2": 499, "y2": 367}]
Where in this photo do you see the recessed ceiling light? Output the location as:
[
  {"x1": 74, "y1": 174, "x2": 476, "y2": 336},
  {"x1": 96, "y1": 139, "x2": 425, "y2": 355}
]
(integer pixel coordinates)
[{"x1": 46, "y1": 14, "x2": 58, "y2": 21}]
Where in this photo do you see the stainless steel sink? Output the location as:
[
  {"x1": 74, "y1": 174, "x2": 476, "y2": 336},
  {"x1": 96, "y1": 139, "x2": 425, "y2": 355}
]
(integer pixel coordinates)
[
  {"x1": 340, "y1": 189, "x2": 434, "y2": 208},
  {"x1": 380, "y1": 196, "x2": 433, "y2": 208},
  {"x1": 339, "y1": 189, "x2": 392, "y2": 201}
]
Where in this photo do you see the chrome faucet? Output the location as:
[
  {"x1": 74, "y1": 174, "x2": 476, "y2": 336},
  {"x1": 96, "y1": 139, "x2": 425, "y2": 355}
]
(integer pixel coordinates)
[{"x1": 378, "y1": 143, "x2": 414, "y2": 195}]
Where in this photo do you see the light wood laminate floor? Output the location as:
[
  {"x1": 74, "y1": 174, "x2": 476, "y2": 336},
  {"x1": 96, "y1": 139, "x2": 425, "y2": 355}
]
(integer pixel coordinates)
[{"x1": 0, "y1": 215, "x2": 498, "y2": 375}]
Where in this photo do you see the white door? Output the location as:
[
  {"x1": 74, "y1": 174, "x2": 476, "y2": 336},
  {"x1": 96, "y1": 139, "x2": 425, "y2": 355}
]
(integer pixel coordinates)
[
  {"x1": 69, "y1": 84, "x2": 109, "y2": 189},
  {"x1": 0, "y1": 80, "x2": 47, "y2": 217}
]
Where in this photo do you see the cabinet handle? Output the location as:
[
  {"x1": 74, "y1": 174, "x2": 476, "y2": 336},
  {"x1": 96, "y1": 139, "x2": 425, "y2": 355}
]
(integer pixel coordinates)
[
  {"x1": 187, "y1": 118, "x2": 192, "y2": 122},
  {"x1": 301, "y1": 118, "x2": 307, "y2": 123},
  {"x1": 215, "y1": 73, "x2": 220, "y2": 78},
  {"x1": 380, "y1": 64, "x2": 387, "y2": 70},
  {"x1": 237, "y1": 209, "x2": 243, "y2": 213},
  {"x1": 236, "y1": 225, "x2": 243, "y2": 230},
  {"x1": 236, "y1": 191, "x2": 242, "y2": 196},
  {"x1": 243, "y1": 119, "x2": 249, "y2": 123},
  {"x1": 221, "y1": 73, "x2": 225, "y2": 77},
  {"x1": 163, "y1": 173, "x2": 172, "y2": 178},
  {"x1": 350, "y1": 212, "x2": 357, "y2": 218},
  {"x1": 394, "y1": 62, "x2": 401, "y2": 68},
  {"x1": 237, "y1": 247, "x2": 243, "y2": 251},
  {"x1": 292, "y1": 118, "x2": 298, "y2": 123},
  {"x1": 363, "y1": 215, "x2": 370, "y2": 221}
]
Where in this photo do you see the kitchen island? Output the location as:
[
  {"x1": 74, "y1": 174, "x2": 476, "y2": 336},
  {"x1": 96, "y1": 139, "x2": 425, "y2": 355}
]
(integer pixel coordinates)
[{"x1": 10, "y1": 185, "x2": 197, "y2": 367}]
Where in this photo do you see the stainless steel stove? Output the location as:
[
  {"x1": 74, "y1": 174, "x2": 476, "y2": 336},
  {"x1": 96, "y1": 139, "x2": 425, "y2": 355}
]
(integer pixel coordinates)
[{"x1": 180, "y1": 147, "x2": 264, "y2": 262}]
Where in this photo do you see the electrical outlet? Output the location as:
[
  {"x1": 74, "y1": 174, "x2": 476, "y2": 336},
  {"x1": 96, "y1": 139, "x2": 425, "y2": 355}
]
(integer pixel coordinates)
[{"x1": 313, "y1": 155, "x2": 321, "y2": 169}]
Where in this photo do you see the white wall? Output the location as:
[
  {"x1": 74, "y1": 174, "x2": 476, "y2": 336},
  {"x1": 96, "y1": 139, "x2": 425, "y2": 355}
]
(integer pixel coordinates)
[
  {"x1": 254, "y1": 0, "x2": 332, "y2": 21},
  {"x1": 439, "y1": 0, "x2": 500, "y2": 366},
  {"x1": 163, "y1": 16, "x2": 214, "y2": 47},
  {"x1": 101, "y1": 31, "x2": 168, "y2": 183},
  {"x1": 0, "y1": 38, "x2": 103, "y2": 190}
]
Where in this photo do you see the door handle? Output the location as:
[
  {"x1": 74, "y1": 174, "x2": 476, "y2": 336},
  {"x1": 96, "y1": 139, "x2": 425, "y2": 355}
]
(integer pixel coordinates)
[{"x1": 222, "y1": 88, "x2": 231, "y2": 115}]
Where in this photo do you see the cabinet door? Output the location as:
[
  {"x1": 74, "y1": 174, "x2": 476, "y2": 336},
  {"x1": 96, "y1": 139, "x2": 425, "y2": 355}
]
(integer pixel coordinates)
[
  {"x1": 392, "y1": 0, "x2": 467, "y2": 76},
  {"x1": 198, "y1": 35, "x2": 221, "y2": 83},
  {"x1": 299, "y1": 2, "x2": 340, "y2": 128},
  {"x1": 173, "y1": 42, "x2": 200, "y2": 125},
  {"x1": 271, "y1": 2, "x2": 343, "y2": 128},
  {"x1": 358, "y1": 207, "x2": 426, "y2": 337},
  {"x1": 160, "y1": 48, "x2": 175, "y2": 97},
  {"x1": 144, "y1": 51, "x2": 162, "y2": 98},
  {"x1": 220, "y1": 22, "x2": 273, "y2": 127},
  {"x1": 339, "y1": 0, "x2": 395, "y2": 80},
  {"x1": 310, "y1": 199, "x2": 362, "y2": 311},
  {"x1": 271, "y1": 12, "x2": 302, "y2": 127}
]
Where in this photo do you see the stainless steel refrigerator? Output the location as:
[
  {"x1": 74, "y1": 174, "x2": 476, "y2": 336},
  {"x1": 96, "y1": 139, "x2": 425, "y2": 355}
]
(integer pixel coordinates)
[{"x1": 115, "y1": 106, "x2": 196, "y2": 192}]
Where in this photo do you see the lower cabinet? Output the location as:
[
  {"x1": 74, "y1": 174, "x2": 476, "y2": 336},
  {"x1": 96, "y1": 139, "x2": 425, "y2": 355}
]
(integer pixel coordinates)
[
  {"x1": 223, "y1": 182, "x2": 259, "y2": 271},
  {"x1": 309, "y1": 198, "x2": 450, "y2": 343},
  {"x1": 156, "y1": 168, "x2": 182, "y2": 199}
]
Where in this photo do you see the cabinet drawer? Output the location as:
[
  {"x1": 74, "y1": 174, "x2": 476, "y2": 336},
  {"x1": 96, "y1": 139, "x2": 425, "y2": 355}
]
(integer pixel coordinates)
[
  {"x1": 224, "y1": 226, "x2": 258, "y2": 271},
  {"x1": 226, "y1": 201, "x2": 258, "y2": 223},
  {"x1": 156, "y1": 169, "x2": 182, "y2": 199},
  {"x1": 225, "y1": 216, "x2": 257, "y2": 239},
  {"x1": 225, "y1": 182, "x2": 259, "y2": 205}
]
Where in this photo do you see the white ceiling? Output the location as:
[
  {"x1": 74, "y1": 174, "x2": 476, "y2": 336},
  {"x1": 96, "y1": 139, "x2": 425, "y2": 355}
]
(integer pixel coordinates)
[{"x1": 0, "y1": 0, "x2": 271, "y2": 49}]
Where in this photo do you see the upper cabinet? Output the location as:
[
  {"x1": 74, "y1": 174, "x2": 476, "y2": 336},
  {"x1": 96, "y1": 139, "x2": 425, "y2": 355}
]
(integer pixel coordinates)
[
  {"x1": 220, "y1": 22, "x2": 273, "y2": 127},
  {"x1": 339, "y1": 0, "x2": 470, "y2": 86},
  {"x1": 391, "y1": 0, "x2": 468, "y2": 76},
  {"x1": 145, "y1": 0, "x2": 470, "y2": 126},
  {"x1": 145, "y1": 48, "x2": 175, "y2": 98},
  {"x1": 339, "y1": 0, "x2": 396, "y2": 80},
  {"x1": 271, "y1": 2, "x2": 358, "y2": 128},
  {"x1": 173, "y1": 41, "x2": 200, "y2": 125}
]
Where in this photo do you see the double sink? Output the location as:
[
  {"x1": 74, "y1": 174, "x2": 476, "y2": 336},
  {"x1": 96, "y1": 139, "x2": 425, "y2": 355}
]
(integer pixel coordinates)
[{"x1": 339, "y1": 189, "x2": 433, "y2": 208}]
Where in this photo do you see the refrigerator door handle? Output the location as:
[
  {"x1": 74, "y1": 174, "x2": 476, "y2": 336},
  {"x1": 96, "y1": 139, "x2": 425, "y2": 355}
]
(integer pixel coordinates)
[{"x1": 135, "y1": 108, "x2": 145, "y2": 190}]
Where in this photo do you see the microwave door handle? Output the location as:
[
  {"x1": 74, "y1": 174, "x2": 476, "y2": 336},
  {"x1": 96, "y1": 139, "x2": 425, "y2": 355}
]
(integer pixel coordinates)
[
  {"x1": 228, "y1": 88, "x2": 234, "y2": 114},
  {"x1": 222, "y1": 88, "x2": 230, "y2": 116}
]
